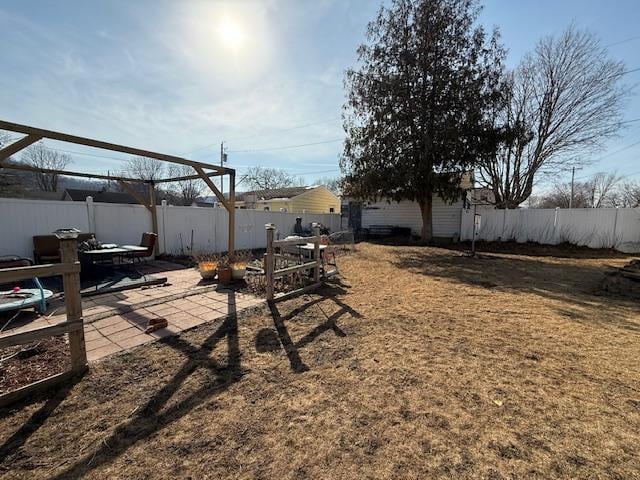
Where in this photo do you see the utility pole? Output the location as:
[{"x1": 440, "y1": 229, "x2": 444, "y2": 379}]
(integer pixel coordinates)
[{"x1": 569, "y1": 166, "x2": 575, "y2": 209}]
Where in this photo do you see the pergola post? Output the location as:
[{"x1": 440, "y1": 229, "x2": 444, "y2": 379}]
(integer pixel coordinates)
[
  {"x1": 148, "y1": 182, "x2": 159, "y2": 257},
  {"x1": 228, "y1": 171, "x2": 236, "y2": 257}
]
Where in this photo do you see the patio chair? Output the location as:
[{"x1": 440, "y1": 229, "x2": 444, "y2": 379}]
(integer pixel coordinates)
[{"x1": 124, "y1": 232, "x2": 157, "y2": 266}]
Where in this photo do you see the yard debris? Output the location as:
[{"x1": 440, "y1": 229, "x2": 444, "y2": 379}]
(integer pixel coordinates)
[{"x1": 144, "y1": 318, "x2": 168, "y2": 334}]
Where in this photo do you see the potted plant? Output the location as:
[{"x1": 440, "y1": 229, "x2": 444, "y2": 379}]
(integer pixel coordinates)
[
  {"x1": 196, "y1": 254, "x2": 219, "y2": 281},
  {"x1": 217, "y1": 255, "x2": 232, "y2": 284},
  {"x1": 230, "y1": 250, "x2": 251, "y2": 280}
]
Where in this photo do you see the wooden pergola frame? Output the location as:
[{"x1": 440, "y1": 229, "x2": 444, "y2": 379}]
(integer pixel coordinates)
[{"x1": 0, "y1": 120, "x2": 237, "y2": 256}]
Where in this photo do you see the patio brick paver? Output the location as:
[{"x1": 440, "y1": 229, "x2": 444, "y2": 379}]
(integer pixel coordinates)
[{"x1": 0, "y1": 260, "x2": 266, "y2": 363}]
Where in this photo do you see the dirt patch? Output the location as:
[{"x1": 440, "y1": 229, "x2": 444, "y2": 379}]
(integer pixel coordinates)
[
  {"x1": 0, "y1": 336, "x2": 69, "y2": 395},
  {"x1": 0, "y1": 243, "x2": 638, "y2": 479}
]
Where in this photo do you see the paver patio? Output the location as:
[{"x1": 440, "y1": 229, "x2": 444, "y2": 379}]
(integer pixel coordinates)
[{"x1": 0, "y1": 260, "x2": 264, "y2": 362}]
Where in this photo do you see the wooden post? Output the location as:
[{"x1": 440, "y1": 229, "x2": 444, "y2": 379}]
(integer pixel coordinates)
[
  {"x1": 228, "y1": 171, "x2": 236, "y2": 257},
  {"x1": 265, "y1": 224, "x2": 275, "y2": 301},
  {"x1": 312, "y1": 223, "x2": 320, "y2": 283},
  {"x1": 148, "y1": 182, "x2": 159, "y2": 257},
  {"x1": 59, "y1": 237, "x2": 87, "y2": 371}
]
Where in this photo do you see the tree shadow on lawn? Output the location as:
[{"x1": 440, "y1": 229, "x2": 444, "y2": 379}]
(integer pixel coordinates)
[
  {"x1": 392, "y1": 249, "x2": 640, "y2": 333},
  {"x1": 7, "y1": 289, "x2": 243, "y2": 480},
  {"x1": 261, "y1": 282, "x2": 362, "y2": 373}
]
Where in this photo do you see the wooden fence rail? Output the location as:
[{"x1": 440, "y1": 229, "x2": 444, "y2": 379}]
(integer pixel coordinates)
[
  {"x1": 264, "y1": 223, "x2": 323, "y2": 302},
  {"x1": 0, "y1": 234, "x2": 87, "y2": 408}
]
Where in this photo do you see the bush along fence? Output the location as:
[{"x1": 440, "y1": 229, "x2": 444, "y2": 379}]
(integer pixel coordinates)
[{"x1": 461, "y1": 207, "x2": 640, "y2": 252}]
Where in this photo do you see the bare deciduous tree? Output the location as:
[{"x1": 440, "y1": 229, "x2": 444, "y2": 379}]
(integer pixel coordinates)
[
  {"x1": 613, "y1": 180, "x2": 640, "y2": 207},
  {"x1": 479, "y1": 27, "x2": 628, "y2": 208},
  {"x1": 315, "y1": 176, "x2": 343, "y2": 195},
  {"x1": 124, "y1": 156, "x2": 166, "y2": 182},
  {"x1": 22, "y1": 142, "x2": 72, "y2": 192},
  {"x1": 167, "y1": 164, "x2": 204, "y2": 205},
  {"x1": 243, "y1": 166, "x2": 303, "y2": 190},
  {"x1": 533, "y1": 172, "x2": 622, "y2": 208}
]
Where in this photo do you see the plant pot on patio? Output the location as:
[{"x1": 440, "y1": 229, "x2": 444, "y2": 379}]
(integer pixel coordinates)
[
  {"x1": 198, "y1": 261, "x2": 218, "y2": 280},
  {"x1": 231, "y1": 265, "x2": 246, "y2": 280},
  {"x1": 217, "y1": 266, "x2": 232, "y2": 284}
]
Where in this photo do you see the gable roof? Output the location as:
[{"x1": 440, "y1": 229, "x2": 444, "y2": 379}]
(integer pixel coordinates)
[
  {"x1": 238, "y1": 186, "x2": 314, "y2": 202},
  {"x1": 64, "y1": 188, "x2": 137, "y2": 204}
]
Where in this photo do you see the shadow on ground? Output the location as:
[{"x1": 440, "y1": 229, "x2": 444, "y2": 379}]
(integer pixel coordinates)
[{"x1": 392, "y1": 248, "x2": 640, "y2": 333}]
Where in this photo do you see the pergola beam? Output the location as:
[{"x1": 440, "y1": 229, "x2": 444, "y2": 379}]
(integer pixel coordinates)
[
  {"x1": 154, "y1": 171, "x2": 223, "y2": 184},
  {"x1": 1, "y1": 161, "x2": 147, "y2": 184},
  {"x1": 0, "y1": 119, "x2": 236, "y2": 257},
  {"x1": 0, "y1": 120, "x2": 228, "y2": 174},
  {"x1": 0, "y1": 134, "x2": 42, "y2": 163}
]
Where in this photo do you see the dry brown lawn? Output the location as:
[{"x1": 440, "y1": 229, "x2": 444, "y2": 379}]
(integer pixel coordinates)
[{"x1": 0, "y1": 242, "x2": 639, "y2": 479}]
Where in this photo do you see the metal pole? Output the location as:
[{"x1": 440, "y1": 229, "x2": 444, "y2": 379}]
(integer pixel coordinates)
[{"x1": 471, "y1": 203, "x2": 477, "y2": 257}]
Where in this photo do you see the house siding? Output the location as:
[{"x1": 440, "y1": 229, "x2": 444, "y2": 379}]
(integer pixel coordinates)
[
  {"x1": 289, "y1": 187, "x2": 341, "y2": 214},
  {"x1": 361, "y1": 197, "x2": 463, "y2": 238}
]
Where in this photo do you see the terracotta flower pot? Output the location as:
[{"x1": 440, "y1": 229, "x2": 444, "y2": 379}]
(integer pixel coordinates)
[{"x1": 217, "y1": 266, "x2": 232, "y2": 284}]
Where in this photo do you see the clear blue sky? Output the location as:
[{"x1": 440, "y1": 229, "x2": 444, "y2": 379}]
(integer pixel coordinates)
[{"x1": 1, "y1": 0, "x2": 638, "y2": 191}]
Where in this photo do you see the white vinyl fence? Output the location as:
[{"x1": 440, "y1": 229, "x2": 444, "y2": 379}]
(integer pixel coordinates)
[
  {"x1": 461, "y1": 207, "x2": 640, "y2": 253},
  {"x1": 0, "y1": 197, "x2": 341, "y2": 259}
]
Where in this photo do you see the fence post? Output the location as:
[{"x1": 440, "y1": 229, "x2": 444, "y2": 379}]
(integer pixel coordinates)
[
  {"x1": 265, "y1": 224, "x2": 275, "y2": 301},
  {"x1": 85, "y1": 196, "x2": 95, "y2": 233},
  {"x1": 312, "y1": 223, "x2": 320, "y2": 282},
  {"x1": 58, "y1": 234, "x2": 87, "y2": 372},
  {"x1": 612, "y1": 206, "x2": 619, "y2": 249}
]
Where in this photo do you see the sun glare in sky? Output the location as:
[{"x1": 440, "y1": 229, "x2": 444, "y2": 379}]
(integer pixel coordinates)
[{"x1": 217, "y1": 16, "x2": 244, "y2": 50}]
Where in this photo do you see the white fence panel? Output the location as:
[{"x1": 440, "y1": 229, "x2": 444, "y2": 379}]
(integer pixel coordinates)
[
  {"x1": 0, "y1": 197, "x2": 343, "y2": 258},
  {"x1": 93, "y1": 203, "x2": 153, "y2": 247},
  {"x1": 0, "y1": 198, "x2": 89, "y2": 258},
  {"x1": 461, "y1": 207, "x2": 640, "y2": 252}
]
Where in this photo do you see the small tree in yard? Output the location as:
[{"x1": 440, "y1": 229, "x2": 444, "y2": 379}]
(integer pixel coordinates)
[
  {"x1": 478, "y1": 27, "x2": 628, "y2": 208},
  {"x1": 341, "y1": 0, "x2": 504, "y2": 242}
]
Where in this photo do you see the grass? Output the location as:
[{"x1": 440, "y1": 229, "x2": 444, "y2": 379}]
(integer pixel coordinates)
[{"x1": 0, "y1": 242, "x2": 639, "y2": 479}]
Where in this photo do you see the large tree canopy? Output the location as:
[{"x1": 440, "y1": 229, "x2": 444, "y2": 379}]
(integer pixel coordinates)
[{"x1": 341, "y1": 0, "x2": 504, "y2": 241}]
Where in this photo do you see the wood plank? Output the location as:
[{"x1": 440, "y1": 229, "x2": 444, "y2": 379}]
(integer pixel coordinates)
[
  {"x1": 0, "y1": 119, "x2": 228, "y2": 173},
  {"x1": 194, "y1": 166, "x2": 229, "y2": 210},
  {"x1": 273, "y1": 282, "x2": 323, "y2": 303},
  {"x1": 59, "y1": 238, "x2": 87, "y2": 371},
  {"x1": 148, "y1": 183, "x2": 159, "y2": 257},
  {"x1": 0, "y1": 134, "x2": 42, "y2": 162},
  {"x1": 1, "y1": 161, "x2": 148, "y2": 184},
  {"x1": 273, "y1": 261, "x2": 318, "y2": 279},
  {"x1": 265, "y1": 226, "x2": 275, "y2": 301},
  {"x1": 273, "y1": 236, "x2": 320, "y2": 247},
  {"x1": 0, "y1": 368, "x2": 86, "y2": 409},
  {"x1": 154, "y1": 171, "x2": 222, "y2": 183},
  {"x1": 0, "y1": 320, "x2": 83, "y2": 349},
  {"x1": 117, "y1": 180, "x2": 151, "y2": 210},
  {"x1": 0, "y1": 262, "x2": 79, "y2": 283},
  {"x1": 228, "y1": 170, "x2": 236, "y2": 256}
]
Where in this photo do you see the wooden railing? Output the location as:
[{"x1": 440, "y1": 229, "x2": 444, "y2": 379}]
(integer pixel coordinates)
[
  {"x1": 264, "y1": 223, "x2": 323, "y2": 302},
  {"x1": 0, "y1": 236, "x2": 87, "y2": 408}
]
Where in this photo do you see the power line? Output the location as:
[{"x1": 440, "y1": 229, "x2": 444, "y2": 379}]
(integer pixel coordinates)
[
  {"x1": 181, "y1": 116, "x2": 342, "y2": 156},
  {"x1": 228, "y1": 138, "x2": 343, "y2": 153},
  {"x1": 605, "y1": 35, "x2": 640, "y2": 48}
]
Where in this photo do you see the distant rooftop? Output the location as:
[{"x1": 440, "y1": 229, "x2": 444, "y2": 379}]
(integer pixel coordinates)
[{"x1": 237, "y1": 186, "x2": 316, "y2": 202}]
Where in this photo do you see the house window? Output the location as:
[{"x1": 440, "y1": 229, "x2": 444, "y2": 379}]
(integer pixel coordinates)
[{"x1": 329, "y1": 207, "x2": 335, "y2": 213}]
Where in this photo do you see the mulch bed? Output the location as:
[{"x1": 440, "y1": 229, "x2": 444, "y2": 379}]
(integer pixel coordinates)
[{"x1": 0, "y1": 336, "x2": 69, "y2": 395}]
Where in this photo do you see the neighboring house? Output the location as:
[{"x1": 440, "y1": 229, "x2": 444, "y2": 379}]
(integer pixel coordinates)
[
  {"x1": 63, "y1": 188, "x2": 138, "y2": 204},
  {"x1": 342, "y1": 173, "x2": 484, "y2": 240},
  {"x1": 236, "y1": 186, "x2": 341, "y2": 214}
]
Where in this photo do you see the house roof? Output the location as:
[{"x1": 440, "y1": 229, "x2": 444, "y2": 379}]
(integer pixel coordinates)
[
  {"x1": 64, "y1": 188, "x2": 137, "y2": 204},
  {"x1": 238, "y1": 186, "x2": 315, "y2": 202}
]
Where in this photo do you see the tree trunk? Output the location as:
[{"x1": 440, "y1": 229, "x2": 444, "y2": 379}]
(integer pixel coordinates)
[{"x1": 418, "y1": 195, "x2": 433, "y2": 243}]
